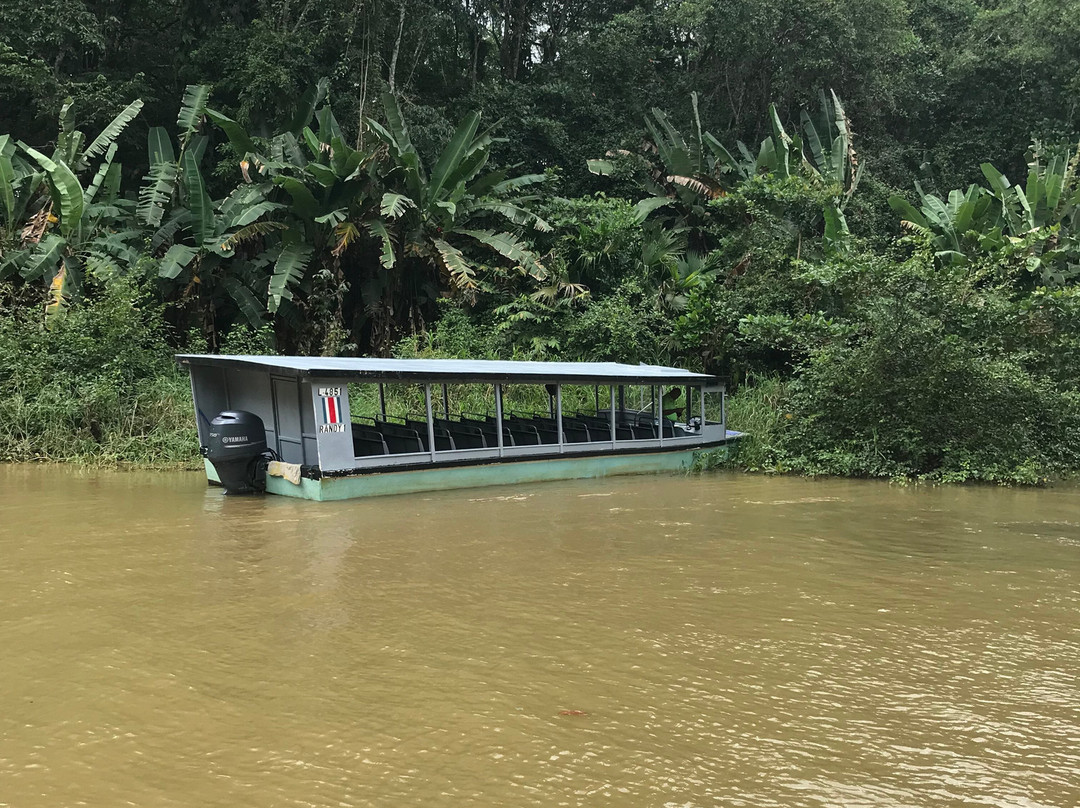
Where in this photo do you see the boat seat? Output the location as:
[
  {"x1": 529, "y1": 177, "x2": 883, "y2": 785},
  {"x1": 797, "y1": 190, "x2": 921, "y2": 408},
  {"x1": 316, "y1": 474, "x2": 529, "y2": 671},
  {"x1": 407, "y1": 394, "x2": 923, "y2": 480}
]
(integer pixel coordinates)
[{"x1": 352, "y1": 427, "x2": 389, "y2": 456}]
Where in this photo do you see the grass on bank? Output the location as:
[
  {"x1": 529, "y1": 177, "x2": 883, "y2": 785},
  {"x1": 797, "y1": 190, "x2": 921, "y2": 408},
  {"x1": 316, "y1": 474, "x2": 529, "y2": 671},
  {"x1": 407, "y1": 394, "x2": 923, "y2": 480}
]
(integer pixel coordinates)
[{"x1": 0, "y1": 283, "x2": 200, "y2": 468}]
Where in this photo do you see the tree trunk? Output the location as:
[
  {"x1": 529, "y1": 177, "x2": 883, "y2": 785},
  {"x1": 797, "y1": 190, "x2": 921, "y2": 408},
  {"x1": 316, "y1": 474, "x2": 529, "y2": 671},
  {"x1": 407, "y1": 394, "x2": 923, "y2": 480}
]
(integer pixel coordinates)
[{"x1": 387, "y1": 1, "x2": 407, "y2": 94}]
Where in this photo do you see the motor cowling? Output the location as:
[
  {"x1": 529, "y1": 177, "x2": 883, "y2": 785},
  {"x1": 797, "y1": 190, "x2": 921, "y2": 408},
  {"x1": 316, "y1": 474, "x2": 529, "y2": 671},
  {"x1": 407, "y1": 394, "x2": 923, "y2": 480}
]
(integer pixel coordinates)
[{"x1": 201, "y1": 410, "x2": 269, "y2": 495}]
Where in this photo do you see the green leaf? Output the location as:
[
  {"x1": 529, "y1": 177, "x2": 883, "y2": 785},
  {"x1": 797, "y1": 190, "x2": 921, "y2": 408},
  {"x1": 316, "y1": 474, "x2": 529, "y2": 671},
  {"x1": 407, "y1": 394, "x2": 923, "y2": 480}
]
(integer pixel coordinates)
[
  {"x1": 365, "y1": 219, "x2": 395, "y2": 268},
  {"x1": 222, "y1": 276, "x2": 267, "y2": 326},
  {"x1": 159, "y1": 244, "x2": 197, "y2": 279},
  {"x1": 632, "y1": 196, "x2": 673, "y2": 224},
  {"x1": 177, "y1": 85, "x2": 211, "y2": 147},
  {"x1": 587, "y1": 159, "x2": 614, "y2": 176},
  {"x1": 83, "y1": 99, "x2": 144, "y2": 161},
  {"x1": 429, "y1": 111, "x2": 480, "y2": 203},
  {"x1": 268, "y1": 243, "x2": 313, "y2": 313},
  {"x1": 181, "y1": 149, "x2": 215, "y2": 245},
  {"x1": 459, "y1": 229, "x2": 546, "y2": 280},
  {"x1": 0, "y1": 135, "x2": 16, "y2": 227},
  {"x1": 84, "y1": 143, "x2": 117, "y2": 204},
  {"x1": 475, "y1": 201, "x2": 552, "y2": 232},
  {"x1": 432, "y1": 238, "x2": 476, "y2": 288},
  {"x1": 19, "y1": 234, "x2": 65, "y2": 281},
  {"x1": 148, "y1": 127, "x2": 174, "y2": 166},
  {"x1": 381, "y1": 92, "x2": 413, "y2": 155},
  {"x1": 138, "y1": 160, "x2": 179, "y2": 227},
  {"x1": 205, "y1": 108, "x2": 256, "y2": 158},
  {"x1": 20, "y1": 144, "x2": 84, "y2": 237},
  {"x1": 274, "y1": 176, "x2": 319, "y2": 220},
  {"x1": 380, "y1": 192, "x2": 417, "y2": 219},
  {"x1": 288, "y1": 77, "x2": 329, "y2": 135},
  {"x1": 888, "y1": 194, "x2": 929, "y2": 231}
]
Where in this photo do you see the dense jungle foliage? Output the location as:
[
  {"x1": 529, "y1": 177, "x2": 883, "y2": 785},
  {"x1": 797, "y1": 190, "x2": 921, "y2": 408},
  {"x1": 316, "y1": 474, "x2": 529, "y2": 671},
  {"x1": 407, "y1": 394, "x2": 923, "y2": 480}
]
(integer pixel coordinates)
[{"x1": 1, "y1": 0, "x2": 1079, "y2": 483}]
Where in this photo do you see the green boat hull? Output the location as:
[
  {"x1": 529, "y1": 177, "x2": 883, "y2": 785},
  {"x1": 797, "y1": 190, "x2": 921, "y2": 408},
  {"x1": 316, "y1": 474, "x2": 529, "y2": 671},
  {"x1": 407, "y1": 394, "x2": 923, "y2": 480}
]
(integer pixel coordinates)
[{"x1": 204, "y1": 444, "x2": 735, "y2": 501}]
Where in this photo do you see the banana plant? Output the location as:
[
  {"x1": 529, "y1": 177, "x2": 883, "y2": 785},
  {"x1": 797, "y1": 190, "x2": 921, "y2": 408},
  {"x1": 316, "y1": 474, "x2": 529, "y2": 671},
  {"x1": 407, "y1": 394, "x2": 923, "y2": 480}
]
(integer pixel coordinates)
[
  {"x1": 3, "y1": 98, "x2": 144, "y2": 324},
  {"x1": 140, "y1": 85, "x2": 287, "y2": 339},
  {"x1": 365, "y1": 92, "x2": 550, "y2": 294},
  {"x1": 204, "y1": 79, "x2": 389, "y2": 317},
  {"x1": 888, "y1": 182, "x2": 1002, "y2": 265},
  {"x1": 980, "y1": 142, "x2": 1080, "y2": 284}
]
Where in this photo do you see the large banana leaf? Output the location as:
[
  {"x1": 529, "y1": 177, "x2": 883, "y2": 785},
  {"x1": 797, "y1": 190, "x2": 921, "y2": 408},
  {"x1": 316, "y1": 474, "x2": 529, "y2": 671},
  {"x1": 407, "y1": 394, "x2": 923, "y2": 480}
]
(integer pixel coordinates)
[
  {"x1": 428, "y1": 111, "x2": 481, "y2": 204},
  {"x1": 432, "y1": 238, "x2": 475, "y2": 288},
  {"x1": 459, "y1": 229, "x2": 546, "y2": 280},
  {"x1": 138, "y1": 160, "x2": 179, "y2": 227},
  {"x1": 159, "y1": 244, "x2": 198, "y2": 279},
  {"x1": 380, "y1": 92, "x2": 414, "y2": 158},
  {"x1": 268, "y1": 243, "x2": 313, "y2": 312},
  {"x1": 274, "y1": 176, "x2": 319, "y2": 220},
  {"x1": 365, "y1": 219, "x2": 396, "y2": 268},
  {"x1": 83, "y1": 99, "x2": 144, "y2": 161},
  {"x1": 0, "y1": 135, "x2": 16, "y2": 227},
  {"x1": 381, "y1": 192, "x2": 417, "y2": 219},
  {"x1": 288, "y1": 78, "x2": 329, "y2": 135},
  {"x1": 181, "y1": 149, "x2": 215, "y2": 246},
  {"x1": 19, "y1": 234, "x2": 65, "y2": 281},
  {"x1": 177, "y1": 85, "x2": 211, "y2": 148},
  {"x1": 84, "y1": 143, "x2": 117, "y2": 205},
  {"x1": 205, "y1": 109, "x2": 256, "y2": 158},
  {"x1": 20, "y1": 145, "x2": 84, "y2": 237},
  {"x1": 222, "y1": 276, "x2": 267, "y2": 326}
]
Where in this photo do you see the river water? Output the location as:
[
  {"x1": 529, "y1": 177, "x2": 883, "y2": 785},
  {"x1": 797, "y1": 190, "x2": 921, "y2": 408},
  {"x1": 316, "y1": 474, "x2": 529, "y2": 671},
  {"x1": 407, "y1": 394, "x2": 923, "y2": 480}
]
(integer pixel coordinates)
[{"x1": 1, "y1": 465, "x2": 1079, "y2": 807}]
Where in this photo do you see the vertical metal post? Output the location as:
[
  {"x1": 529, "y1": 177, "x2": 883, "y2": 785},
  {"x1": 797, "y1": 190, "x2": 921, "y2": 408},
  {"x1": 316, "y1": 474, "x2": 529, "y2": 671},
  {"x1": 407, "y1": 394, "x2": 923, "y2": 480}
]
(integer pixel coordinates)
[
  {"x1": 609, "y1": 385, "x2": 616, "y2": 447},
  {"x1": 594, "y1": 386, "x2": 599, "y2": 413},
  {"x1": 378, "y1": 383, "x2": 386, "y2": 420},
  {"x1": 658, "y1": 384, "x2": 664, "y2": 447},
  {"x1": 556, "y1": 385, "x2": 564, "y2": 453},
  {"x1": 700, "y1": 386, "x2": 706, "y2": 429},
  {"x1": 442, "y1": 384, "x2": 450, "y2": 419},
  {"x1": 721, "y1": 386, "x2": 727, "y2": 436},
  {"x1": 425, "y1": 384, "x2": 436, "y2": 461},
  {"x1": 495, "y1": 383, "x2": 505, "y2": 457}
]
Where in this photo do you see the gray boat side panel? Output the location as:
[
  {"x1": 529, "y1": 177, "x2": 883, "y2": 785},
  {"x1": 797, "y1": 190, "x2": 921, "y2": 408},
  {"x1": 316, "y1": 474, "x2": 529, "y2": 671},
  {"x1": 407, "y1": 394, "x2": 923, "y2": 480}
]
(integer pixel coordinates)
[
  {"x1": 189, "y1": 365, "x2": 228, "y2": 445},
  {"x1": 224, "y1": 368, "x2": 278, "y2": 450},
  {"x1": 271, "y1": 376, "x2": 304, "y2": 464},
  {"x1": 310, "y1": 378, "x2": 355, "y2": 472},
  {"x1": 299, "y1": 380, "x2": 319, "y2": 465},
  {"x1": 176, "y1": 354, "x2": 719, "y2": 386}
]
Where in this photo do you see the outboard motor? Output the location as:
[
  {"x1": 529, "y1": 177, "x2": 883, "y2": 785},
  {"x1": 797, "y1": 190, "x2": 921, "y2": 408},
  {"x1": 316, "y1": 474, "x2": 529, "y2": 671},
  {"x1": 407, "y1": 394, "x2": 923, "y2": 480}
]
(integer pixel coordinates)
[{"x1": 201, "y1": 410, "x2": 269, "y2": 495}]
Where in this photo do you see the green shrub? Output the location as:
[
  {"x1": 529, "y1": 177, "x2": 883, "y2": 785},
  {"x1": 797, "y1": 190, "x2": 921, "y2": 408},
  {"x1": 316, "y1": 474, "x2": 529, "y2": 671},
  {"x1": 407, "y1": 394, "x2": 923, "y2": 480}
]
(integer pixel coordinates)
[{"x1": 0, "y1": 281, "x2": 199, "y2": 465}]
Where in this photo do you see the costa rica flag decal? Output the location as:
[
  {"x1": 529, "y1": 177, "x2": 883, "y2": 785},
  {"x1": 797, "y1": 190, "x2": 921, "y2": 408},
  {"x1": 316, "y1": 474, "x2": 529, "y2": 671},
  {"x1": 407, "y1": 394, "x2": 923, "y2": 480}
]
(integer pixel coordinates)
[{"x1": 322, "y1": 395, "x2": 342, "y2": 425}]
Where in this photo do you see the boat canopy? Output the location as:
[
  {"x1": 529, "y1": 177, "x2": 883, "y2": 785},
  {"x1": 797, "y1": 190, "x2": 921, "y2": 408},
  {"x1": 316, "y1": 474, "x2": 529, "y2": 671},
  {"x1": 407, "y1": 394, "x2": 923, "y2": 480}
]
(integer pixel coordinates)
[{"x1": 176, "y1": 355, "x2": 717, "y2": 386}]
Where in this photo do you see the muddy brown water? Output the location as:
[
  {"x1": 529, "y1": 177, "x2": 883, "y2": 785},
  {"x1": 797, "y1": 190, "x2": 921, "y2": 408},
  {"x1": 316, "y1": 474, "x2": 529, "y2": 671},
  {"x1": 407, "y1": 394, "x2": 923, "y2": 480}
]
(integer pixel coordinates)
[{"x1": 1, "y1": 464, "x2": 1079, "y2": 807}]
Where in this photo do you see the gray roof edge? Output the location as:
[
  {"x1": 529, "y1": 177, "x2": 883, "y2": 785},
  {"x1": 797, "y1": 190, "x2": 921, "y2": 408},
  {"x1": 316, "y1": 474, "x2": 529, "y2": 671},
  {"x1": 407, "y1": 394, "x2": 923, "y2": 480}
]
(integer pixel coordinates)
[{"x1": 175, "y1": 354, "x2": 718, "y2": 384}]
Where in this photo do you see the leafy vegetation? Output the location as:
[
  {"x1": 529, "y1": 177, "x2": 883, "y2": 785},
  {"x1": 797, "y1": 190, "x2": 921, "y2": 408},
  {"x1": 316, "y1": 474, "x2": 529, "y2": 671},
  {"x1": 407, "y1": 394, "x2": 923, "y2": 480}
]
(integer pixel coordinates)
[{"x1": 1, "y1": 0, "x2": 1079, "y2": 483}]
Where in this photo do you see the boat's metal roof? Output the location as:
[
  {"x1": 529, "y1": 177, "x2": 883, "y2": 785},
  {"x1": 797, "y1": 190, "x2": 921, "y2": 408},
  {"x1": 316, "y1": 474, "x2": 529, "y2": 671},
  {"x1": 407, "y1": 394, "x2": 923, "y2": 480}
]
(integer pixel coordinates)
[{"x1": 176, "y1": 355, "x2": 718, "y2": 385}]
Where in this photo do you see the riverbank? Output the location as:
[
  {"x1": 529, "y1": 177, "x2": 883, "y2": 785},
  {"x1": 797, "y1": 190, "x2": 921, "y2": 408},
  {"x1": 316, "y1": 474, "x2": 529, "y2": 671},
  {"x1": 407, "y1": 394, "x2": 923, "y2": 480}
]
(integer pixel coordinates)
[{"x1": 3, "y1": 278, "x2": 1080, "y2": 484}]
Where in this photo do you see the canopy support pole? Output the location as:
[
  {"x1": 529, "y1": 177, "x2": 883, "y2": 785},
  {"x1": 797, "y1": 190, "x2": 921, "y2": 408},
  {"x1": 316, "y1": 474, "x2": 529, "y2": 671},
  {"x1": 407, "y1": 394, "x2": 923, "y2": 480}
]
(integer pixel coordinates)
[
  {"x1": 378, "y1": 383, "x2": 386, "y2": 420},
  {"x1": 495, "y1": 384, "x2": 505, "y2": 457},
  {"x1": 442, "y1": 384, "x2": 450, "y2": 419},
  {"x1": 556, "y1": 385, "x2": 564, "y2": 454},
  {"x1": 658, "y1": 385, "x2": 664, "y2": 447},
  {"x1": 610, "y1": 386, "x2": 616, "y2": 448},
  {"x1": 425, "y1": 384, "x2": 436, "y2": 461}
]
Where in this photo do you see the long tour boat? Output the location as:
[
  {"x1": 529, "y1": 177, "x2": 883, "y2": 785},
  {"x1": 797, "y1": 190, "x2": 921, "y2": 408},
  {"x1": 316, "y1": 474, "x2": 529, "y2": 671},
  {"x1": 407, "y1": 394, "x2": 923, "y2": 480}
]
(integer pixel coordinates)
[{"x1": 177, "y1": 355, "x2": 741, "y2": 501}]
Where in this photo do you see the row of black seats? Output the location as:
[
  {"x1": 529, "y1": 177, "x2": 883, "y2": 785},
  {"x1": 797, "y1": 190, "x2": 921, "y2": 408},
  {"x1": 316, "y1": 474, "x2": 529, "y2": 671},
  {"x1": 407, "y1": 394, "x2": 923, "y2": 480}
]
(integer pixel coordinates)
[{"x1": 351, "y1": 411, "x2": 684, "y2": 457}]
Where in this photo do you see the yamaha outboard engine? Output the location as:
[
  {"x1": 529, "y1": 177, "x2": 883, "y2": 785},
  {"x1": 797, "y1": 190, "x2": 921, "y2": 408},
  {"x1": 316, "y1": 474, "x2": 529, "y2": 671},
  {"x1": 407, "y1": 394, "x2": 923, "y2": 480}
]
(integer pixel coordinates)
[{"x1": 201, "y1": 410, "x2": 269, "y2": 495}]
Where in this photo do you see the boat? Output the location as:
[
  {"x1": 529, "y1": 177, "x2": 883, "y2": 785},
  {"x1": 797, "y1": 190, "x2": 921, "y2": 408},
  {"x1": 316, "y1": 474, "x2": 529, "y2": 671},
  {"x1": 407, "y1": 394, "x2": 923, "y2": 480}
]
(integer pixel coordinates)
[{"x1": 177, "y1": 355, "x2": 741, "y2": 500}]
